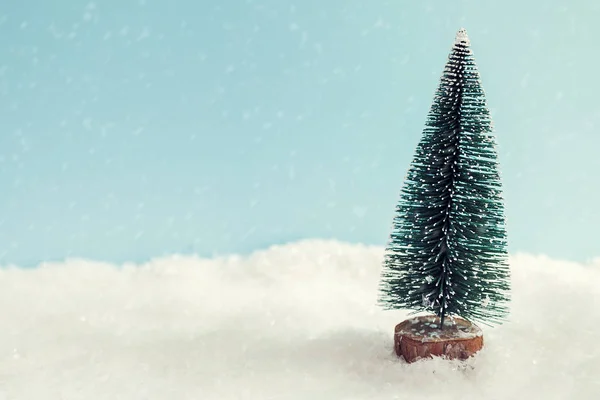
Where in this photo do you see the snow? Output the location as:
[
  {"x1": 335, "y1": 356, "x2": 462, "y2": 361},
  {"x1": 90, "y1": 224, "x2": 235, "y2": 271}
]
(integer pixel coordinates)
[
  {"x1": 1, "y1": 241, "x2": 599, "y2": 399},
  {"x1": 455, "y1": 27, "x2": 470, "y2": 46},
  {"x1": 396, "y1": 315, "x2": 483, "y2": 341}
]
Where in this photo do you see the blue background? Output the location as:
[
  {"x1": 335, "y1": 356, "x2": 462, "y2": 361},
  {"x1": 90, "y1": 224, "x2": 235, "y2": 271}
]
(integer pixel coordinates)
[{"x1": 1, "y1": 0, "x2": 598, "y2": 265}]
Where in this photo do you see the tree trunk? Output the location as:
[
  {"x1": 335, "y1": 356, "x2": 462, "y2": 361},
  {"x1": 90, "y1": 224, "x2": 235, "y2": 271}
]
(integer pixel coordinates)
[{"x1": 394, "y1": 315, "x2": 483, "y2": 363}]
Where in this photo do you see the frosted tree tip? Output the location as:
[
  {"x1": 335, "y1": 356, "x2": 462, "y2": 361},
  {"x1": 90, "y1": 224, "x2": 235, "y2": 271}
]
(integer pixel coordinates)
[{"x1": 455, "y1": 28, "x2": 470, "y2": 46}]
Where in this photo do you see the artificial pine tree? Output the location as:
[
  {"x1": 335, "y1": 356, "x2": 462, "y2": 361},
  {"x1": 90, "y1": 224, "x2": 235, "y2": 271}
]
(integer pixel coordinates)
[{"x1": 378, "y1": 28, "x2": 511, "y2": 333}]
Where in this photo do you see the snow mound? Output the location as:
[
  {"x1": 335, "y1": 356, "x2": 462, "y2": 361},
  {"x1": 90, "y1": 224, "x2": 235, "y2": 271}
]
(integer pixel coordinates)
[{"x1": 0, "y1": 240, "x2": 599, "y2": 399}]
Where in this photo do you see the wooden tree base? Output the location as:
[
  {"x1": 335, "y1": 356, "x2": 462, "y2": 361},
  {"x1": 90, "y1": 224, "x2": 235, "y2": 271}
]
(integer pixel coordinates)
[{"x1": 394, "y1": 315, "x2": 483, "y2": 363}]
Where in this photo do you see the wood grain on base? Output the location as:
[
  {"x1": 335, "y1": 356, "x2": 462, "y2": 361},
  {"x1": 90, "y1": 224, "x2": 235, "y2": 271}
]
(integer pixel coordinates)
[{"x1": 394, "y1": 315, "x2": 483, "y2": 363}]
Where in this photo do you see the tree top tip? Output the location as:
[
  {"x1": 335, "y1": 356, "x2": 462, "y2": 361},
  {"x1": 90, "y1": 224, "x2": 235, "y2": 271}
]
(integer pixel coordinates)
[{"x1": 455, "y1": 28, "x2": 470, "y2": 46}]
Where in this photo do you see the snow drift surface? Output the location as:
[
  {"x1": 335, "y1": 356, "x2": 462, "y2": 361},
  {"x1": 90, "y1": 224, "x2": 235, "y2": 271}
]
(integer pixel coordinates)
[{"x1": 0, "y1": 240, "x2": 598, "y2": 399}]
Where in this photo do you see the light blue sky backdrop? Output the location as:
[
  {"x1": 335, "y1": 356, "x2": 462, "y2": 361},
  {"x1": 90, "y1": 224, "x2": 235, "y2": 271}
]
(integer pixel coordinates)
[{"x1": 1, "y1": 0, "x2": 599, "y2": 265}]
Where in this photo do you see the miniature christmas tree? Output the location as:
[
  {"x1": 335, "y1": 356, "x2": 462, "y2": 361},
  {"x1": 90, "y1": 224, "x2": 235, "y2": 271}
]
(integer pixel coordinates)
[{"x1": 378, "y1": 28, "x2": 511, "y2": 335}]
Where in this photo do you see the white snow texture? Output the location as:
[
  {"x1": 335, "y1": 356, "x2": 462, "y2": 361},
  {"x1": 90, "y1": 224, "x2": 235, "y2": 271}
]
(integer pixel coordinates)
[
  {"x1": 0, "y1": 240, "x2": 598, "y2": 399},
  {"x1": 455, "y1": 27, "x2": 470, "y2": 46}
]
